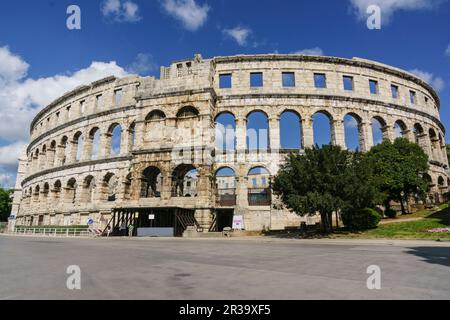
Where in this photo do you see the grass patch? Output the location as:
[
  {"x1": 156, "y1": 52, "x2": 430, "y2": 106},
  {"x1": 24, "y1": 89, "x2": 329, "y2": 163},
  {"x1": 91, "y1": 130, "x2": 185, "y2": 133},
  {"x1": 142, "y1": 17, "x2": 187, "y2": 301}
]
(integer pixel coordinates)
[{"x1": 332, "y1": 204, "x2": 450, "y2": 240}]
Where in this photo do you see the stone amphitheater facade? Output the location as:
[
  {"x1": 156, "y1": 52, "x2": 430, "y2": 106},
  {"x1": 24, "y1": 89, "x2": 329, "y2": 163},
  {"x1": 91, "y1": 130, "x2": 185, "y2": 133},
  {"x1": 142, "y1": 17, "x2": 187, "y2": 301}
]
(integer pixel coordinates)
[{"x1": 9, "y1": 54, "x2": 450, "y2": 234}]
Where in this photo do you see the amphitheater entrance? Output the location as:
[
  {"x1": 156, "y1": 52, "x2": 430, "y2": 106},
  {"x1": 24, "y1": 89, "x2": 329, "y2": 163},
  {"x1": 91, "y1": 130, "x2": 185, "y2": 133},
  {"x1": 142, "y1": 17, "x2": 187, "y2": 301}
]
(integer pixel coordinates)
[
  {"x1": 110, "y1": 207, "x2": 199, "y2": 237},
  {"x1": 214, "y1": 209, "x2": 234, "y2": 232}
]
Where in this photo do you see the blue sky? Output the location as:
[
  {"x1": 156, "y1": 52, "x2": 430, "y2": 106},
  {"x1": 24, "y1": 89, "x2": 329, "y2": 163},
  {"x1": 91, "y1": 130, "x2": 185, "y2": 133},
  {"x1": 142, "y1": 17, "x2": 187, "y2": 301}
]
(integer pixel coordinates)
[{"x1": 0, "y1": 0, "x2": 449, "y2": 188}]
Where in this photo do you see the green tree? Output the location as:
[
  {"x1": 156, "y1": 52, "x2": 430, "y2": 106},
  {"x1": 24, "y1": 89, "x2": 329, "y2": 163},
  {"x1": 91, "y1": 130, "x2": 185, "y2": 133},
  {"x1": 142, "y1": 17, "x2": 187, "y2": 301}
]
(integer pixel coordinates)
[
  {"x1": 366, "y1": 138, "x2": 429, "y2": 215},
  {"x1": 0, "y1": 187, "x2": 13, "y2": 222},
  {"x1": 272, "y1": 145, "x2": 379, "y2": 232}
]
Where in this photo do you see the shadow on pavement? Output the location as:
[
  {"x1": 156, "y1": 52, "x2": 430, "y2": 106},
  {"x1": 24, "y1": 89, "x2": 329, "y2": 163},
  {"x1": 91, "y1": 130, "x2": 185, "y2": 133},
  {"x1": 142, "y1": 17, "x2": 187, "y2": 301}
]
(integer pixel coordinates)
[{"x1": 406, "y1": 247, "x2": 450, "y2": 268}]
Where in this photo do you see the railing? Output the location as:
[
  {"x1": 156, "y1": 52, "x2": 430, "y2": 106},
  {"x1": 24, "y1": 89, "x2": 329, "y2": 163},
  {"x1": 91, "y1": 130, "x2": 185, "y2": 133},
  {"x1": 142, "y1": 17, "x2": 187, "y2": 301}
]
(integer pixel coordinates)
[
  {"x1": 13, "y1": 227, "x2": 93, "y2": 237},
  {"x1": 217, "y1": 189, "x2": 237, "y2": 206},
  {"x1": 248, "y1": 188, "x2": 272, "y2": 206}
]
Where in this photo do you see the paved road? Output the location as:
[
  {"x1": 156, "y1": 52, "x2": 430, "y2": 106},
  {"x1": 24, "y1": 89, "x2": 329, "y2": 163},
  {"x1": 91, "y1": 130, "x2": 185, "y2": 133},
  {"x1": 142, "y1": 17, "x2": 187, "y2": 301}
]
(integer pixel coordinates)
[{"x1": 1, "y1": 236, "x2": 449, "y2": 300}]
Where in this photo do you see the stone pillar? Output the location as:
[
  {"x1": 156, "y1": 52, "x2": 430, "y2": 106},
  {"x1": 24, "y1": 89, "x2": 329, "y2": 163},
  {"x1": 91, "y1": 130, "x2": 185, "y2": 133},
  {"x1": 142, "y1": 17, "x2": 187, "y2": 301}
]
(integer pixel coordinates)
[
  {"x1": 69, "y1": 141, "x2": 78, "y2": 163},
  {"x1": 55, "y1": 144, "x2": 65, "y2": 167},
  {"x1": 120, "y1": 127, "x2": 129, "y2": 156},
  {"x1": 269, "y1": 116, "x2": 280, "y2": 152},
  {"x1": 47, "y1": 147, "x2": 56, "y2": 169},
  {"x1": 331, "y1": 119, "x2": 346, "y2": 149},
  {"x1": 301, "y1": 117, "x2": 314, "y2": 149},
  {"x1": 83, "y1": 137, "x2": 93, "y2": 161},
  {"x1": 417, "y1": 133, "x2": 432, "y2": 160},
  {"x1": 134, "y1": 121, "x2": 145, "y2": 149},
  {"x1": 235, "y1": 175, "x2": 248, "y2": 213},
  {"x1": 360, "y1": 121, "x2": 373, "y2": 152},
  {"x1": 235, "y1": 117, "x2": 247, "y2": 153},
  {"x1": 403, "y1": 129, "x2": 415, "y2": 143},
  {"x1": 100, "y1": 133, "x2": 112, "y2": 158},
  {"x1": 381, "y1": 124, "x2": 394, "y2": 142}
]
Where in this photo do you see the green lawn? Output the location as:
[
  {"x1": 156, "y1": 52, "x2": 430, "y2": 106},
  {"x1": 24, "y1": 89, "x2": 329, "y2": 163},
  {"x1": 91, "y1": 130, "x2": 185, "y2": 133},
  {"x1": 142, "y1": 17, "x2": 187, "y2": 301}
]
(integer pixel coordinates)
[{"x1": 332, "y1": 204, "x2": 450, "y2": 240}]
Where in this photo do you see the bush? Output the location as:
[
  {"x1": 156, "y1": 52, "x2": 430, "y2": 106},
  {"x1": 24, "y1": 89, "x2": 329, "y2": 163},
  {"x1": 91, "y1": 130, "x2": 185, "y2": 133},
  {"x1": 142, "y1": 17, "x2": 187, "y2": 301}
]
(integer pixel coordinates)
[
  {"x1": 384, "y1": 208, "x2": 397, "y2": 219},
  {"x1": 342, "y1": 208, "x2": 382, "y2": 230}
]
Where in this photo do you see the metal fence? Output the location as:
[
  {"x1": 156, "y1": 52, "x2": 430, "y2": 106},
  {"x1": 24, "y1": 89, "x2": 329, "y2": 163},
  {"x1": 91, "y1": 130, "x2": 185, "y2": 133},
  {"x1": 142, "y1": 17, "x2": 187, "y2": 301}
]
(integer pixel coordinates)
[{"x1": 13, "y1": 227, "x2": 93, "y2": 237}]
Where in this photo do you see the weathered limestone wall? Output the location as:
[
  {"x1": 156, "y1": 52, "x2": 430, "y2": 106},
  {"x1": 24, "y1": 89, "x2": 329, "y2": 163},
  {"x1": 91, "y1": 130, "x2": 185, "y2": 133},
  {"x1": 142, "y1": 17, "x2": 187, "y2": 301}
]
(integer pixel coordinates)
[{"x1": 11, "y1": 54, "x2": 450, "y2": 231}]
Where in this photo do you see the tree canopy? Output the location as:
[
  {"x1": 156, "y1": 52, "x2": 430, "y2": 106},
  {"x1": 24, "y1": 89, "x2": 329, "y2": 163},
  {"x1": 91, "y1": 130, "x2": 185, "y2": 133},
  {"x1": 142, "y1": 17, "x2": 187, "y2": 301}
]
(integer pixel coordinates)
[
  {"x1": 272, "y1": 145, "x2": 380, "y2": 232},
  {"x1": 0, "y1": 187, "x2": 12, "y2": 222},
  {"x1": 362, "y1": 138, "x2": 429, "y2": 214}
]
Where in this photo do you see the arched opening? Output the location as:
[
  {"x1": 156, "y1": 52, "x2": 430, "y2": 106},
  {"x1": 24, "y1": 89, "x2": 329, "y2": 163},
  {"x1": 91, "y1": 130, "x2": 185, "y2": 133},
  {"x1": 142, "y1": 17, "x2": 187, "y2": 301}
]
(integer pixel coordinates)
[
  {"x1": 413, "y1": 123, "x2": 424, "y2": 145},
  {"x1": 216, "y1": 167, "x2": 236, "y2": 206},
  {"x1": 66, "y1": 178, "x2": 77, "y2": 204},
  {"x1": 372, "y1": 116, "x2": 386, "y2": 146},
  {"x1": 89, "y1": 127, "x2": 101, "y2": 160},
  {"x1": 247, "y1": 111, "x2": 269, "y2": 151},
  {"x1": 73, "y1": 132, "x2": 84, "y2": 162},
  {"x1": 141, "y1": 166, "x2": 162, "y2": 198},
  {"x1": 248, "y1": 166, "x2": 271, "y2": 206},
  {"x1": 60, "y1": 136, "x2": 69, "y2": 165},
  {"x1": 146, "y1": 110, "x2": 166, "y2": 142},
  {"x1": 429, "y1": 128, "x2": 439, "y2": 160},
  {"x1": 394, "y1": 120, "x2": 407, "y2": 139},
  {"x1": 109, "y1": 124, "x2": 122, "y2": 156},
  {"x1": 344, "y1": 113, "x2": 362, "y2": 151},
  {"x1": 313, "y1": 111, "x2": 332, "y2": 147},
  {"x1": 146, "y1": 110, "x2": 166, "y2": 121},
  {"x1": 215, "y1": 112, "x2": 236, "y2": 151},
  {"x1": 280, "y1": 111, "x2": 302, "y2": 150},
  {"x1": 83, "y1": 175, "x2": 95, "y2": 203},
  {"x1": 103, "y1": 173, "x2": 118, "y2": 202},
  {"x1": 43, "y1": 182, "x2": 49, "y2": 199},
  {"x1": 177, "y1": 106, "x2": 199, "y2": 118},
  {"x1": 53, "y1": 180, "x2": 62, "y2": 200},
  {"x1": 33, "y1": 185, "x2": 40, "y2": 201},
  {"x1": 171, "y1": 164, "x2": 198, "y2": 197}
]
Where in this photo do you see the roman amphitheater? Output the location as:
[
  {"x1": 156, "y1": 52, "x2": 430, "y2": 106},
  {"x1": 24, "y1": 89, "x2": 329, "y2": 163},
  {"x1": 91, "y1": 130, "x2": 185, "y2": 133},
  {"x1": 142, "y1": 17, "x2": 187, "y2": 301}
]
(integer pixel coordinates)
[{"x1": 9, "y1": 54, "x2": 450, "y2": 236}]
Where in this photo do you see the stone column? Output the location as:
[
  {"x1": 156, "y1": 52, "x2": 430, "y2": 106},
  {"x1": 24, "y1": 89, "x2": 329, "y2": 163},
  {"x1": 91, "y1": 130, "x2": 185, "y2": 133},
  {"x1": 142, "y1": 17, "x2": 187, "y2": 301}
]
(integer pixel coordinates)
[
  {"x1": 47, "y1": 147, "x2": 56, "y2": 169},
  {"x1": 360, "y1": 121, "x2": 373, "y2": 152},
  {"x1": 55, "y1": 144, "x2": 65, "y2": 166},
  {"x1": 301, "y1": 117, "x2": 314, "y2": 149},
  {"x1": 100, "y1": 133, "x2": 112, "y2": 158},
  {"x1": 235, "y1": 175, "x2": 248, "y2": 213},
  {"x1": 235, "y1": 117, "x2": 247, "y2": 153},
  {"x1": 120, "y1": 127, "x2": 129, "y2": 156},
  {"x1": 83, "y1": 136, "x2": 93, "y2": 162},
  {"x1": 133, "y1": 121, "x2": 145, "y2": 149},
  {"x1": 269, "y1": 116, "x2": 280, "y2": 152},
  {"x1": 331, "y1": 119, "x2": 346, "y2": 149},
  {"x1": 381, "y1": 124, "x2": 394, "y2": 142}
]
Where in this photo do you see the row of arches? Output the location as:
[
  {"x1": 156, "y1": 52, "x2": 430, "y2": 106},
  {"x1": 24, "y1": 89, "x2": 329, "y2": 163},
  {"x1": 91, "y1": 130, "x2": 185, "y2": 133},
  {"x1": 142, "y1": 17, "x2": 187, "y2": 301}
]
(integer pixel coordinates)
[
  {"x1": 28, "y1": 106, "x2": 203, "y2": 175},
  {"x1": 215, "y1": 111, "x2": 447, "y2": 159}
]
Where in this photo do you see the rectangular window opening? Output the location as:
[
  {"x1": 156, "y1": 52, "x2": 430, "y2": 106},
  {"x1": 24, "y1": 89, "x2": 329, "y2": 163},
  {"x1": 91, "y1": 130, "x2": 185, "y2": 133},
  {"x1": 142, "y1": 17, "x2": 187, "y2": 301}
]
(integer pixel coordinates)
[
  {"x1": 282, "y1": 72, "x2": 295, "y2": 87},
  {"x1": 314, "y1": 73, "x2": 327, "y2": 88},
  {"x1": 369, "y1": 80, "x2": 378, "y2": 95},
  {"x1": 343, "y1": 76, "x2": 354, "y2": 91},
  {"x1": 250, "y1": 72, "x2": 264, "y2": 88},
  {"x1": 391, "y1": 84, "x2": 399, "y2": 99},
  {"x1": 219, "y1": 74, "x2": 232, "y2": 89}
]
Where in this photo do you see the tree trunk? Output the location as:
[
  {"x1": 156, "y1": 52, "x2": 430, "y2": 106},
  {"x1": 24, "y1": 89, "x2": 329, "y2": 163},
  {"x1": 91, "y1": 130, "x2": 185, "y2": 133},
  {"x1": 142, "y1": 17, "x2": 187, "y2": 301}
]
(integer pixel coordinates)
[{"x1": 399, "y1": 194, "x2": 406, "y2": 215}]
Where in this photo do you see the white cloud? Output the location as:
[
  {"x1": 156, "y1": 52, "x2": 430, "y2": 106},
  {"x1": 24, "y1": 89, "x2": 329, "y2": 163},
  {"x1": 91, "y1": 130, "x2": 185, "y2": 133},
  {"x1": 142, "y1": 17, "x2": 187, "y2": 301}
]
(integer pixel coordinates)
[
  {"x1": 223, "y1": 27, "x2": 252, "y2": 46},
  {"x1": 292, "y1": 47, "x2": 324, "y2": 56},
  {"x1": 0, "y1": 141, "x2": 27, "y2": 167},
  {"x1": 0, "y1": 46, "x2": 130, "y2": 188},
  {"x1": 101, "y1": 0, "x2": 141, "y2": 22},
  {"x1": 349, "y1": 0, "x2": 442, "y2": 24},
  {"x1": 345, "y1": 116, "x2": 359, "y2": 129},
  {"x1": 0, "y1": 172, "x2": 16, "y2": 189},
  {"x1": 161, "y1": 0, "x2": 210, "y2": 31},
  {"x1": 127, "y1": 53, "x2": 157, "y2": 75},
  {"x1": 0, "y1": 46, "x2": 29, "y2": 85},
  {"x1": 445, "y1": 44, "x2": 450, "y2": 56},
  {"x1": 409, "y1": 68, "x2": 445, "y2": 91}
]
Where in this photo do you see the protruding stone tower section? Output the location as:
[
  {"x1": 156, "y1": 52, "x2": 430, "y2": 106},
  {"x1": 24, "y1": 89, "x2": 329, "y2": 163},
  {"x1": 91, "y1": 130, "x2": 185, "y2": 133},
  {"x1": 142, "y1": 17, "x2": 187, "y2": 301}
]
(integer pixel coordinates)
[{"x1": 8, "y1": 148, "x2": 28, "y2": 231}]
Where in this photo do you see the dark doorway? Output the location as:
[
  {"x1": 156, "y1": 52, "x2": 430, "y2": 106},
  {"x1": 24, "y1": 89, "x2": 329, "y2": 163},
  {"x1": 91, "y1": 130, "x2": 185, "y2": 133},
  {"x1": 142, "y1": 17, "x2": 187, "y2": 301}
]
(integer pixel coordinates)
[
  {"x1": 216, "y1": 210, "x2": 234, "y2": 231},
  {"x1": 110, "y1": 208, "x2": 199, "y2": 237}
]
